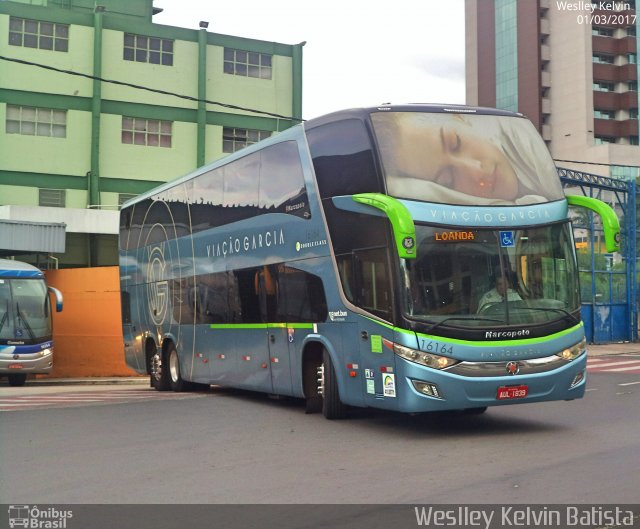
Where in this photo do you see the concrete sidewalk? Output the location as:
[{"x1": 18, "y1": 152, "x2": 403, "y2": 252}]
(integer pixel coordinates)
[{"x1": 586, "y1": 342, "x2": 640, "y2": 356}]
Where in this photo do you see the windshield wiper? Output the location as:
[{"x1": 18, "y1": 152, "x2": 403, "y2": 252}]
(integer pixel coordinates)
[
  {"x1": 513, "y1": 306, "x2": 580, "y2": 325},
  {"x1": 0, "y1": 302, "x2": 8, "y2": 335},
  {"x1": 15, "y1": 303, "x2": 35, "y2": 340},
  {"x1": 424, "y1": 316, "x2": 505, "y2": 335}
]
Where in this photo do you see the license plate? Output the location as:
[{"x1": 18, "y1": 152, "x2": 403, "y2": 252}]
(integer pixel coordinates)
[
  {"x1": 497, "y1": 385, "x2": 528, "y2": 400},
  {"x1": 8, "y1": 363, "x2": 24, "y2": 369}
]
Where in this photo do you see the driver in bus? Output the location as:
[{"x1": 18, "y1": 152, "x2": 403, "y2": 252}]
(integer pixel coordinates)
[{"x1": 477, "y1": 273, "x2": 522, "y2": 312}]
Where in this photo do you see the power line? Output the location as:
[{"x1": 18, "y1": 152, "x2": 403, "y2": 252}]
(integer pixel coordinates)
[{"x1": 0, "y1": 54, "x2": 304, "y2": 122}]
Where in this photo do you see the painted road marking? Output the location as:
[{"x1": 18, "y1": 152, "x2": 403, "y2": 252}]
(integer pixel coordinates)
[
  {"x1": 587, "y1": 356, "x2": 640, "y2": 374},
  {"x1": 0, "y1": 388, "x2": 207, "y2": 411}
]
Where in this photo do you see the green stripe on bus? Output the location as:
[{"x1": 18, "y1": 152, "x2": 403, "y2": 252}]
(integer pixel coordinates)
[
  {"x1": 209, "y1": 323, "x2": 314, "y2": 330},
  {"x1": 415, "y1": 322, "x2": 584, "y2": 347},
  {"x1": 362, "y1": 317, "x2": 584, "y2": 347}
]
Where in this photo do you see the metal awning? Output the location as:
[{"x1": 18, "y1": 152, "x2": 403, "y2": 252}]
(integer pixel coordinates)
[{"x1": 0, "y1": 219, "x2": 66, "y2": 257}]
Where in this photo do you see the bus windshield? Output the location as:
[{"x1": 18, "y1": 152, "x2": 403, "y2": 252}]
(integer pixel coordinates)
[
  {"x1": 0, "y1": 278, "x2": 51, "y2": 341},
  {"x1": 400, "y1": 222, "x2": 580, "y2": 328},
  {"x1": 370, "y1": 111, "x2": 565, "y2": 206}
]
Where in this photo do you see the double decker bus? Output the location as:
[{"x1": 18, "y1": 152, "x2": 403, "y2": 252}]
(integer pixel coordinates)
[
  {"x1": 118, "y1": 104, "x2": 619, "y2": 419},
  {"x1": 0, "y1": 259, "x2": 63, "y2": 386}
]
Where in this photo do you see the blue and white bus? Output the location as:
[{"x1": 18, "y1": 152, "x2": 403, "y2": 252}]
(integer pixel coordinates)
[
  {"x1": 118, "y1": 104, "x2": 619, "y2": 419},
  {"x1": 0, "y1": 259, "x2": 63, "y2": 386}
]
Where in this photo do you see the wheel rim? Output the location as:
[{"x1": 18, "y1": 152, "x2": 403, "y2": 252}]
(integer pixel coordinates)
[
  {"x1": 151, "y1": 353, "x2": 162, "y2": 381},
  {"x1": 317, "y1": 363, "x2": 325, "y2": 397},
  {"x1": 169, "y1": 349, "x2": 179, "y2": 383}
]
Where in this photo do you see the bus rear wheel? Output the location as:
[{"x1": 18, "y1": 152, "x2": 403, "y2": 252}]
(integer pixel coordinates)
[
  {"x1": 150, "y1": 348, "x2": 170, "y2": 392},
  {"x1": 320, "y1": 350, "x2": 347, "y2": 420},
  {"x1": 8, "y1": 374, "x2": 27, "y2": 387}
]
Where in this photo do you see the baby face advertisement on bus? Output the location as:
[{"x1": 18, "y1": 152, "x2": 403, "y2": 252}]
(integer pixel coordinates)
[{"x1": 371, "y1": 111, "x2": 565, "y2": 206}]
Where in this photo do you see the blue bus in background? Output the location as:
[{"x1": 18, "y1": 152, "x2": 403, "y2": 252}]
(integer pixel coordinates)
[
  {"x1": 118, "y1": 104, "x2": 619, "y2": 419},
  {"x1": 0, "y1": 259, "x2": 63, "y2": 387}
]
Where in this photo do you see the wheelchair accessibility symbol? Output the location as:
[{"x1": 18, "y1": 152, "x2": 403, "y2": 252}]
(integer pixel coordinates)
[{"x1": 500, "y1": 231, "x2": 515, "y2": 247}]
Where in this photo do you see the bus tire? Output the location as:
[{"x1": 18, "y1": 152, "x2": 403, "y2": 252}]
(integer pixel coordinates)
[
  {"x1": 8, "y1": 374, "x2": 27, "y2": 387},
  {"x1": 150, "y1": 347, "x2": 171, "y2": 392},
  {"x1": 168, "y1": 343, "x2": 190, "y2": 392},
  {"x1": 322, "y1": 350, "x2": 347, "y2": 420}
]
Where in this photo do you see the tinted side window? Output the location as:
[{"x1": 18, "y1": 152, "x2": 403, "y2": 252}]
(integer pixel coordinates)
[
  {"x1": 260, "y1": 142, "x2": 310, "y2": 218},
  {"x1": 171, "y1": 276, "x2": 196, "y2": 324},
  {"x1": 324, "y1": 207, "x2": 394, "y2": 321},
  {"x1": 121, "y1": 290, "x2": 131, "y2": 324},
  {"x1": 276, "y1": 266, "x2": 327, "y2": 322},
  {"x1": 306, "y1": 119, "x2": 381, "y2": 199}
]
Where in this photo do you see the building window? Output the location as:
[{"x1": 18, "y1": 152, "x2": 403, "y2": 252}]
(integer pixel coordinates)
[
  {"x1": 592, "y1": 27, "x2": 614, "y2": 37},
  {"x1": 592, "y1": 54, "x2": 615, "y2": 64},
  {"x1": 8, "y1": 17, "x2": 69, "y2": 52},
  {"x1": 39, "y1": 188, "x2": 66, "y2": 208},
  {"x1": 629, "y1": 136, "x2": 639, "y2": 145},
  {"x1": 629, "y1": 81, "x2": 638, "y2": 91},
  {"x1": 223, "y1": 48, "x2": 272, "y2": 79},
  {"x1": 121, "y1": 117, "x2": 172, "y2": 148},
  {"x1": 593, "y1": 81, "x2": 615, "y2": 92},
  {"x1": 118, "y1": 193, "x2": 138, "y2": 206},
  {"x1": 6, "y1": 105, "x2": 67, "y2": 137},
  {"x1": 594, "y1": 109, "x2": 616, "y2": 119},
  {"x1": 594, "y1": 135, "x2": 616, "y2": 144},
  {"x1": 630, "y1": 108, "x2": 638, "y2": 119},
  {"x1": 123, "y1": 33, "x2": 173, "y2": 66},
  {"x1": 222, "y1": 127, "x2": 271, "y2": 153}
]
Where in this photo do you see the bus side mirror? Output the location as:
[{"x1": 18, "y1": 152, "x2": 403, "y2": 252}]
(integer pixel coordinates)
[
  {"x1": 48, "y1": 286, "x2": 63, "y2": 312},
  {"x1": 566, "y1": 195, "x2": 620, "y2": 253},
  {"x1": 352, "y1": 193, "x2": 417, "y2": 260}
]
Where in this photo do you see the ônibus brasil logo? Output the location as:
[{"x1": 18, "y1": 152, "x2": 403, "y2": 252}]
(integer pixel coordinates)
[
  {"x1": 8, "y1": 506, "x2": 73, "y2": 529},
  {"x1": 147, "y1": 246, "x2": 169, "y2": 325}
]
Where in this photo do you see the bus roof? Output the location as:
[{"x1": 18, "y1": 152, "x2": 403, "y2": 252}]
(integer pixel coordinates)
[
  {"x1": 119, "y1": 103, "x2": 525, "y2": 211},
  {"x1": 0, "y1": 259, "x2": 44, "y2": 278},
  {"x1": 303, "y1": 103, "x2": 524, "y2": 130}
]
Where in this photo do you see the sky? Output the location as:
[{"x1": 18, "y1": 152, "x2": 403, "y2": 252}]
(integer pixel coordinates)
[{"x1": 153, "y1": 0, "x2": 466, "y2": 120}]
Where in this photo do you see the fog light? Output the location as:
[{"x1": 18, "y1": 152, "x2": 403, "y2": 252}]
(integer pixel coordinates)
[
  {"x1": 411, "y1": 380, "x2": 443, "y2": 399},
  {"x1": 570, "y1": 370, "x2": 585, "y2": 388}
]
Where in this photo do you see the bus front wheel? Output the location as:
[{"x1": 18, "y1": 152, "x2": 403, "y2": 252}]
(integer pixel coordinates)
[{"x1": 320, "y1": 350, "x2": 347, "y2": 420}]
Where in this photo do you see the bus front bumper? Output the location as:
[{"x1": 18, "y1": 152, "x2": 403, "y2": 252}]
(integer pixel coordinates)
[
  {"x1": 0, "y1": 346, "x2": 53, "y2": 375},
  {"x1": 393, "y1": 354, "x2": 587, "y2": 413}
]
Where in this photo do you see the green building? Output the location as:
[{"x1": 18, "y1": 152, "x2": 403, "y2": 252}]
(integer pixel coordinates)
[{"x1": 0, "y1": 0, "x2": 304, "y2": 267}]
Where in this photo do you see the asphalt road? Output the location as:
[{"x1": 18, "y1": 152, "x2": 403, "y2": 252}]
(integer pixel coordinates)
[{"x1": 1, "y1": 370, "x2": 638, "y2": 505}]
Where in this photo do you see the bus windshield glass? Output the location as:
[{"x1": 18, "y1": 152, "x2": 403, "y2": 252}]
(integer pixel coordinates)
[
  {"x1": 370, "y1": 111, "x2": 565, "y2": 206},
  {"x1": 0, "y1": 278, "x2": 51, "y2": 341},
  {"x1": 400, "y1": 222, "x2": 580, "y2": 327}
]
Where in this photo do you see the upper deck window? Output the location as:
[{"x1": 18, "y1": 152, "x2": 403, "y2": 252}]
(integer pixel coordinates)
[{"x1": 370, "y1": 112, "x2": 565, "y2": 206}]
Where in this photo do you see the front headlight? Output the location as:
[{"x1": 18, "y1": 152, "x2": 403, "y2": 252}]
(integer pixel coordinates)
[
  {"x1": 390, "y1": 341, "x2": 459, "y2": 369},
  {"x1": 557, "y1": 338, "x2": 587, "y2": 361},
  {"x1": 39, "y1": 348, "x2": 52, "y2": 357}
]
